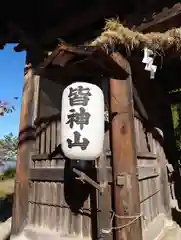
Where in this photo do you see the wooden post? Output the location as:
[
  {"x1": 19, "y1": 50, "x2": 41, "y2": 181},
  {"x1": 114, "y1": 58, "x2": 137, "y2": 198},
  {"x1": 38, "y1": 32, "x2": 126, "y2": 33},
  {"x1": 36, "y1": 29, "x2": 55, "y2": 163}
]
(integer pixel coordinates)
[
  {"x1": 110, "y1": 53, "x2": 142, "y2": 240},
  {"x1": 11, "y1": 52, "x2": 40, "y2": 235}
]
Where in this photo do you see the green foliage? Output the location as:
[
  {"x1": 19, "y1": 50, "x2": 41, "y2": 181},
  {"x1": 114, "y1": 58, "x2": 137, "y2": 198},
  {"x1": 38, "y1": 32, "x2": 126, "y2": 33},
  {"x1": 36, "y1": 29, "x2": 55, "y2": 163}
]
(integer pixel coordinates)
[
  {"x1": 171, "y1": 104, "x2": 181, "y2": 150},
  {"x1": 0, "y1": 133, "x2": 18, "y2": 160},
  {"x1": 0, "y1": 189, "x2": 7, "y2": 198},
  {"x1": 172, "y1": 105, "x2": 179, "y2": 129},
  {"x1": 0, "y1": 168, "x2": 16, "y2": 180},
  {"x1": 169, "y1": 88, "x2": 181, "y2": 94}
]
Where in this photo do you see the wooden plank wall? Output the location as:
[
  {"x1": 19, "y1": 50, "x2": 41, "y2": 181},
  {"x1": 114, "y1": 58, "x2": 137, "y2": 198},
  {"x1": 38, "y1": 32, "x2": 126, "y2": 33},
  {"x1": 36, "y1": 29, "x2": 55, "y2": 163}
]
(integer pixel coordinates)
[
  {"x1": 134, "y1": 116, "x2": 171, "y2": 239},
  {"x1": 28, "y1": 77, "x2": 92, "y2": 237},
  {"x1": 135, "y1": 117, "x2": 162, "y2": 229},
  {"x1": 28, "y1": 120, "x2": 94, "y2": 237},
  {"x1": 27, "y1": 77, "x2": 113, "y2": 239}
]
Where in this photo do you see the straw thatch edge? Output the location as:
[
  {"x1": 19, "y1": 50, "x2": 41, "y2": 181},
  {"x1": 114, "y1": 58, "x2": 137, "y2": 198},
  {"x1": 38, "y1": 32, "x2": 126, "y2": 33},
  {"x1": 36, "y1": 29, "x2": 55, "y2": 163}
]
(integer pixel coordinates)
[{"x1": 90, "y1": 18, "x2": 181, "y2": 54}]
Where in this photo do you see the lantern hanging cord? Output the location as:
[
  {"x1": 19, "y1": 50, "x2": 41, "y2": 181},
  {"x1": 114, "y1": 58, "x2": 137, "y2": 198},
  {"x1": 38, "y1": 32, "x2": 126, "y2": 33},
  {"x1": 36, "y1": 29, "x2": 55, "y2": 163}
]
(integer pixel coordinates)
[{"x1": 101, "y1": 212, "x2": 142, "y2": 235}]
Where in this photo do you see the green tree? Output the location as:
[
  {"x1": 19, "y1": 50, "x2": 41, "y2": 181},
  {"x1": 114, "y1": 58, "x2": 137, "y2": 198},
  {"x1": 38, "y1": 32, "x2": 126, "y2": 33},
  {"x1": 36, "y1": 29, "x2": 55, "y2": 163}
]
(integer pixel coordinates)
[{"x1": 0, "y1": 133, "x2": 18, "y2": 160}]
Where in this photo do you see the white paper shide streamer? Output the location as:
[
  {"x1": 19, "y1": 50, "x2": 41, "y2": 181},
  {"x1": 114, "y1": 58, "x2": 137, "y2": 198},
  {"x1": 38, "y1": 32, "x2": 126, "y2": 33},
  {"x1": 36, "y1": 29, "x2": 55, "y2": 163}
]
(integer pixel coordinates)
[
  {"x1": 61, "y1": 82, "x2": 105, "y2": 160},
  {"x1": 142, "y1": 47, "x2": 157, "y2": 79}
]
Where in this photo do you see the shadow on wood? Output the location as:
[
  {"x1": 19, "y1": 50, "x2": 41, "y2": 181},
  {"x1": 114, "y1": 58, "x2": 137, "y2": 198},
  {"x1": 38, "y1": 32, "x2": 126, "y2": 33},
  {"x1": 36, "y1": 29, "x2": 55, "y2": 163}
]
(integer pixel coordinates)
[
  {"x1": 172, "y1": 208, "x2": 181, "y2": 227},
  {"x1": 0, "y1": 193, "x2": 13, "y2": 222},
  {"x1": 64, "y1": 160, "x2": 92, "y2": 214}
]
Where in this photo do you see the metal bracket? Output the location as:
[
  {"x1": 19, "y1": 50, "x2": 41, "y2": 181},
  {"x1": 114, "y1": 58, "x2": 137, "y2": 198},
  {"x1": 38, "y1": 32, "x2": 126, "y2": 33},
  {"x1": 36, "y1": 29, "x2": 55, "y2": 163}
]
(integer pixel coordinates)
[
  {"x1": 73, "y1": 168, "x2": 103, "y2": 192},
  {"x1": 116, "y1": 175, "x2": 125, "y2": 186}
]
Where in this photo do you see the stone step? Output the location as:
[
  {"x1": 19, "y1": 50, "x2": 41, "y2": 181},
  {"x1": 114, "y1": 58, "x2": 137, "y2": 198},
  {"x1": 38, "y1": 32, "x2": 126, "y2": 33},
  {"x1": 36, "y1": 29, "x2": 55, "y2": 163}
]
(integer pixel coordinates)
[
  {"x1": 11, "y1": 226, "x2": 91, "y2": 240},
  {"x1": 0, "y1": 217, "x2": 11, "y2": 240},
  {"x1": 157, "y1": 222, "x2": 181, "y2": 240}
]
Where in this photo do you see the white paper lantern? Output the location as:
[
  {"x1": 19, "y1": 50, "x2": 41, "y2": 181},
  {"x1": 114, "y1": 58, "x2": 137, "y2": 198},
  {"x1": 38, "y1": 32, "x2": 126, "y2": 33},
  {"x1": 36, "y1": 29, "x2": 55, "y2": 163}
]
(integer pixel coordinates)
[{"x1": 61, "y1": 82, "x2": 104, "y2": 160}]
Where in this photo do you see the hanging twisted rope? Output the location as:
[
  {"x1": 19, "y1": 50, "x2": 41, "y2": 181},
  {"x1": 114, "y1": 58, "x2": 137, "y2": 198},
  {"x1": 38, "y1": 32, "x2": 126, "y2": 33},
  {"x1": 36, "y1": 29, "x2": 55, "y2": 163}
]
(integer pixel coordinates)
[
  {"x1": 100, "y1": 211, "x2": 142, "y2": 235},
  {"x1": 91, "y1": 18, "x2": 181, "y2": 54}
]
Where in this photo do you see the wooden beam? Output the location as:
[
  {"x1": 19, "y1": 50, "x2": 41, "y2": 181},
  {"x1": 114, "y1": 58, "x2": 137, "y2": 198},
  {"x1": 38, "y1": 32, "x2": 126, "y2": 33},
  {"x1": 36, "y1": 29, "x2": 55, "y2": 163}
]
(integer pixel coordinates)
[
  {"x1": 11, "y1": 55, "x2": 38, "y2": 235},
  {"x1": 35, "y1": 47, "x2": 63, "y2": 75},
  {"x1": 30, "y1": 168, "x2": 64, "y2": 181},
  {"x1": 91, "y1": 49, "x2": 129, "y2": 80},
  {"x1": 35, "y1": 43, "x2": 95, "y2": 75},
  {"x1": 54, "y1": 44, "x2": 98, "y2": 56},
  {"x1": 134, "y1": 3, "x2": 181, "y2": 32},
  {"x1": 36, "y1": 44, "x2": 129, "y2": 81},
  {"x1": 29, "y1": 167, "x2": 112, "y2": 183},
  {"x1": 31, "y1": 153, "x2": 63, "y2": 160},
  {"x1": 137, "y1": 165, "x2": 158, "y2": 180},
  {"x1": 137, "y1": 152, "x2": 157, "y2": 159},
  {"x1": 109, "y1": 53, "x2": 142, "y2": 240}
]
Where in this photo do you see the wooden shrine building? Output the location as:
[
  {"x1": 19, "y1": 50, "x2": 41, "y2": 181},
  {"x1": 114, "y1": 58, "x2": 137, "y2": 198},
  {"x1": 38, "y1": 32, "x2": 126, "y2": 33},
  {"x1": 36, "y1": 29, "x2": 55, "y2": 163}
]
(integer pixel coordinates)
[{"x1": 1, "y1": 1, "x2": 181, "y2": 240}]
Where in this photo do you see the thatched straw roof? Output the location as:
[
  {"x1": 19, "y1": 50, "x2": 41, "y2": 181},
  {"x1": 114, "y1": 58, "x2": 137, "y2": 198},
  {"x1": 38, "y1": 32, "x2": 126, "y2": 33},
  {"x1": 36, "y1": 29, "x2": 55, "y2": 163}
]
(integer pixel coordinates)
[{"x1": 91, "y1": 18, "x2": 181, "y2": 54}]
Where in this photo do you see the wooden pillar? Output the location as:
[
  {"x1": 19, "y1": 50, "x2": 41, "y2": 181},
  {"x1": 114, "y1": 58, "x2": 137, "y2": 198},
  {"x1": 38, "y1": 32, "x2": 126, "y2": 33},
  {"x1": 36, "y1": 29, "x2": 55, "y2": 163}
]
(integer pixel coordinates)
[
  {"x1": 110, "y1": 53, "x2": 142, "y2": 240},
  {"x1": 11, "y1": 52, "x2": 40, "y2": 235}
]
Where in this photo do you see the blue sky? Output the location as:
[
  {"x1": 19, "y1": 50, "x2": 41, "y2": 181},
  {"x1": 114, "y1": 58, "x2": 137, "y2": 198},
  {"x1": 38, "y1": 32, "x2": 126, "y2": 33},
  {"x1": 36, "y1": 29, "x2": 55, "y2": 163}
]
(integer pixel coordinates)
[{"x1": 0, "y1": 44, "x2": 26, "y2": 138}]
